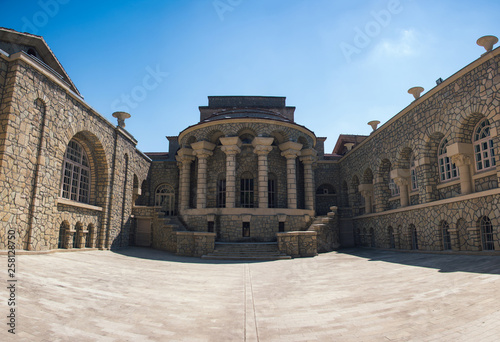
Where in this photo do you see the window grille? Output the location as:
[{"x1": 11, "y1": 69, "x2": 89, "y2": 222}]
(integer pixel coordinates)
[{"x1": 61, "y1": 140, "x2": 90, "y2": 203}]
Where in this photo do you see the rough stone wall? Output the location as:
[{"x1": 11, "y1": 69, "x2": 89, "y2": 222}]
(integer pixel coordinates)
[
  {"x1": 0, "y1": 56, "x2": 150, "y2": 251},
  {"x1": 352, "y1": 192, "x2": 500, "y2": 251},
  {"x1": 182, "y1": 213, "x2": 310, "y2": 242},
  {"x1": 277, "y1": 231, "x2": 317, "y2": 257},
  {"x1": 338, "y1": 54, "x2": 500, "y2": 210},
  {"x1": 267, "y1": 146, "x2": 287, "y2": 208},
  {"x1": 336, "y1": 52, "x2": 500, "y2": 251},
  {"x1": 206, "y1": 148, "x2": 226, "y2": 208},
  {"x1": 179, "y1": 121, "x2": 315, "y2": 149},
  {"x1": 145, "y1": 161, "x2": 178, "y2": 208}
]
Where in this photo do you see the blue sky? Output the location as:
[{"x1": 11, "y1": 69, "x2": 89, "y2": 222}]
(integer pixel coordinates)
[{"x1": 2, "y1": 0, "x2": 499, "y2": 153}]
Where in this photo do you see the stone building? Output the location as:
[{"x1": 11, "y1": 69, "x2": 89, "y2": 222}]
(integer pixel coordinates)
[{"x1": 1, "y1": 27, "x2": 498, "y2": 257}]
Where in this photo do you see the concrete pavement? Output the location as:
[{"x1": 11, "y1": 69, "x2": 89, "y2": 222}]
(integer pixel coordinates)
[{"x1": 2, "y1": 248, "x2": 500, "y2": 341}]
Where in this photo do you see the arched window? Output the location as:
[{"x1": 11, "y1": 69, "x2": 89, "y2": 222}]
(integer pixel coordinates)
[
  {"x1": 480, "y1": 216, "x2": 495, "y2": 250},
  {"x1": 438, "y1": 138, "x2": 459, "y2": 182},
  {"x1": 240, "y1": 172, "x2": 254, "y2": 208},
  {"x1": 473, "y1": 119, "x2": 496, "y2": 172},
  {"x1": 61, "y1": 140, "x2": 90, "y2": 203},
  {"x1": 441, "y1": 221, "x2": 451, "y2": 250},
  {"x1": 155, "y1": 184, "x2": 175, "y2": 216},
  {"x1": 410, "y1": 153, "x2": 418, "y2": 191}
]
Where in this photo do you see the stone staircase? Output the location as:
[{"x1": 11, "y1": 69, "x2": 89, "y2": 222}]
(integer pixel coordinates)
[{"x1": 202, "y1": 242, "x2": 291, "y2": 260}]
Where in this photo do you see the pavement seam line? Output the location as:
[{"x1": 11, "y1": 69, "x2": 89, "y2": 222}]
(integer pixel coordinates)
[{"x1": 248, "y1": 264, "x2": 260, "y2": 342}]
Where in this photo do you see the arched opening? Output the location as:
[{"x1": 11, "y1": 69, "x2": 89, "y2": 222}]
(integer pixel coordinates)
[
  {"x1": 155, "y1": 184, "x2": 175, "y2": 216},
  {"x1": 479, "y1": 216, "x2": 495, "y2": 250},
  {"x1": 216, "y1": 173, "x2": 226, "y2": 208},
  {"x1": 58, "y1": 221, "x2": 69, "y2": 249},
  {"x1": 369, "y1": 227, "x2": 375, "y2": 247},
  {"x1": 388, "y1": 226, "x2": 395, "y2": 248},
  {"x1": 315, "y1": 183, "x2": 336, "y2": 215},
  {"x1": 473, "y1": 119, "x2": 496, "y2": 172},
  {"x1": 410, "y1": 224, "x2": 418, "y2": 250},
  {"x1": 441, "y1": 220, "x2": 451, "y2": 250}
]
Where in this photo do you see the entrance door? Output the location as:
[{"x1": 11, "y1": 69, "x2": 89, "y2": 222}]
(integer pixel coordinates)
[{"x1": 135, "y1": 218, "x2": 151, "y2": 247}]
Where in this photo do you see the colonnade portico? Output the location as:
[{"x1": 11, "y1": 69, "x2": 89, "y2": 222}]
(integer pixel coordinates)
[{"x1": 175, "y1": 137, "x2": 317, "y2": 212}]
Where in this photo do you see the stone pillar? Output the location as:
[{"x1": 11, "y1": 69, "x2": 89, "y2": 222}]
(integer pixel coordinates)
[
  {"x1": 451, "y1": 154, "x2": 473, "y2": 195},
  {"x1": 358, "y1": 184, "x2": 373, "y2": 214},
  {"x1": 220, "y1": 137, "x2": 242, "y2": 208},
  {"x1": 192, "y1": 141, "x2": 216, "y2": 209},
  {"x1": 252, "y1": 137, "x2": 274, "y2": 208},
  {"x1": 448, "y1": 143, "x2": 474, "y2": 195},
  {"x1": 391, "y1": 168, "x2": 410, "y2": 207},
  {"x1": 65, "y1": 230, "x2": 75, "y2": 249},
  {"x1": 299, "y1": 148, "x2": 318, "y2": 211},
  {"x1": 467, "y1": 227, "x2": 482, "y2": 251},
  {"x1": 279, "y1": 141, "x2": 303, "y2": 209},
  {"x1": 176, "y1": 148, "x2": 195, "y2": 211}
]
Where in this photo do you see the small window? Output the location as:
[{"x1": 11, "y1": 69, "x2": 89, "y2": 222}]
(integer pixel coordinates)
[
  {"x1": 27, "y1": 48, "x2": 36, "y2": 56},
  {"x1": 410, "y1": 153, "x2": 418, "y2": 191},
  {"x1": 278, "y1": 221, "x2": 285, "y2": 232},
  {"x1": 389, "y1": 178, "x2": 400, "y2": 197},
  {"x1": 242, "y1": 222, "x2": 250, "y2": 237},
  {"x1": 208, "y1": 221, "x2": 215, "y2": 233}
]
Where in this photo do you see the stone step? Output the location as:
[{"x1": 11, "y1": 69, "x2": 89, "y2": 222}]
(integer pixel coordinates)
[{"x1": 202, "y1": 242, "x2": 291, "y2": 260}]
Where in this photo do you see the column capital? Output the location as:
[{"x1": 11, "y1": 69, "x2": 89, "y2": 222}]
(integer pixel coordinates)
[
  {"x1": 176, "y1": 148, "x2": 195, "y2": 164},
  {"x1": 393, "y1": 177, "x2": 409, "y2": 187},
  {"x1": 450, "y1": 153, "x2": 471, "y2": 167},
  {"x1": 358, "y1": 183, "x2": 373, "y2": 197},
  {"x1": 299, "y1": 148, "x2": 318, "y2": 164},
  {"x1": 191, "y1": 140, "x2": 215, "y2": 154},
  {"x1": 279, "y1": 141, "x2": 303, "y2": 157},
  {"x1": 252, "y1": 136, "x2": 274, "y2": 147},
  {"x1": 253, "y1": 145, "x2": 273, "y2": 155},
  {"x1": 221, "y1": 144, "x2": 241, "y2": 155},
  {"x1": 220, "y1": 136, "x2": 242, "y2": 147},
  {"x1": 390, "y1": 168, "x2": 410, "y2": 180}
]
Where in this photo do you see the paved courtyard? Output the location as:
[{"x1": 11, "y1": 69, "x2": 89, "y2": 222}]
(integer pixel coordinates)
[{"x1": 2, "y1": 248, "x2": 500, "y2": 342}]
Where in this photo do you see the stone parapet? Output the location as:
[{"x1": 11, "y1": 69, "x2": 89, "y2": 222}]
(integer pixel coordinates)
[
  {"x1": 277, "y1": 231, "x2": 317, "y2": 257},
  {"x1": 176, "y1": 232, "x2": 215, "y2": 257}
]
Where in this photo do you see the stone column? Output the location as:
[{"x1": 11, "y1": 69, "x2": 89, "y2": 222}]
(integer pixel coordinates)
[
  {"x1": 220, "y1": 137, "x2": 242, "y2": 208},
  {"x1": 279, "y1": 141, "x2": 303, "y2": 209},
  {"x1": 252, "y1": 137, "x2": 274, "y2": 208},
  {"x1": 448, "y1": 143, "x2": 474, "y2": 195},
  {"x1": 391, "y1": 169, "x2": 410, "y2": 207},
  {"x1": 299, "y1": 148, "x2": 318, "y2": 210},
  {"x1": 358, "y1": 184, "x2": 373, "y2": 214},
  {"x1": 192, "y1": 141, "x2": 216, "y2": 209},
  {"x1": 176, "y1": 148, "x2": 195, "y2": 211},
  {"x1": 451, "y1": 154, "x2": 473, "y2": 195}
]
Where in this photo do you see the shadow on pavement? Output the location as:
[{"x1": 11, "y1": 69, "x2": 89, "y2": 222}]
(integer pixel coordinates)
[
  {"x1": 337, "y1": 248, "x2": 500, "y2": 275},
  {"x1": 111, "y1": 247, "x2": 281, "y2": 265}
]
